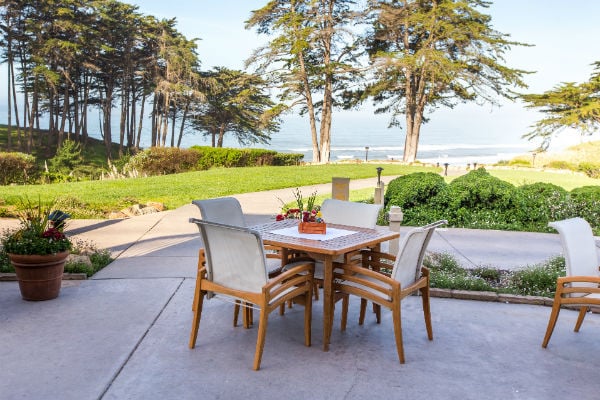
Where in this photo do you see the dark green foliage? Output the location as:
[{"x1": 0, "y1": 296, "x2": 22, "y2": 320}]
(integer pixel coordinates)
[
  {"x1": 570, "y1": 186, "x2": 600, "y2": 231},
  {"x1": 384, "y1": 172, "x2": 446, "y2": 208},
  {"x1": 0, "y1": 152, "x2": 39, "y2": 185},
  {"x1": 49, "y1": 140, "x2": 83, "y2": 174},
  {"x1": 516, "y1": 183, "x2": 573, "y2": 230},
  {"x1": 384, "y1": 169, "x2": 599, "y2": 232},
  {"x1": 272, "y1": 153, "x2": 304, "y2": 166},
  {"x1": 125, "y1": 147, "x2": 201, "y2": 175},
  {"x1": 191, "y1": 146, "x2": 304, "y2": 170}
]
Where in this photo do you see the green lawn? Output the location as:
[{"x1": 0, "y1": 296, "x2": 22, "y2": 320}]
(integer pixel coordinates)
[
  {"x1": 1, "y1": 162, "x2": 599, "y2": 219},
  {"x1": 0, "y1": 163, "x2": 436, "y2": 217}
]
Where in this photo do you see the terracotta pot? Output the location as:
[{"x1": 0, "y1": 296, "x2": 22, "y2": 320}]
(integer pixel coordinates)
[{"x1": 8, "y1": 251, "x2": 69, "y2": 301}]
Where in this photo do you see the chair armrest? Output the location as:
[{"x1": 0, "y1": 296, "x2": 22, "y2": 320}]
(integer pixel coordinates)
[
  {"x1": 557, "y1": 276, "x2": 600, "y2": 285},
  {"x1": 265, "y1": 261, "x2": 314, "y2": 292},
  {"x1": 334, "y1": 262, "x2": 396, "y2": 286}
]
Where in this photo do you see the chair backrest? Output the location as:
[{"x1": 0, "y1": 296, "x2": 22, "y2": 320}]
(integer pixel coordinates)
[
  {"x1": 320, "y1": 198, "x2": 382, "y2": 229},
  {"x1": 190, "y1": 218, "x2": 268, "y2": 295},
  {"x1": 391, "y1": 220, "x2": 446, "y2": 287},
  {"x1": 193, "y1": 197, "x2": 246, "y2": 227},
  {"x1": 548, "y1": 218, "x2": 599, "y2": 279}
]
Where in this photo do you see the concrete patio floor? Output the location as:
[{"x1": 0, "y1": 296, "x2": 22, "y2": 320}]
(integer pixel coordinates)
[{"x1": 1, "y1": 179, "x2": 600, "y2": 399}]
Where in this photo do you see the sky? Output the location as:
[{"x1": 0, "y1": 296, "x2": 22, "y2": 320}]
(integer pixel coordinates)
[
  {"x1": 124, "y1": 0, "x2": 600, "y2": 152},
  {"x1": 2, "y1": 1, "x2": 599, "y2": 154}
]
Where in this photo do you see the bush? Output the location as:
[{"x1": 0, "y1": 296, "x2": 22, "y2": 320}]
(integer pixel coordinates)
[
  {"x1": 516, "y1": 182, "x2": 573, "y2": 230},
  {"x1": 124, "y1": 147, "x2": 200, "y2": 176},
  {"x1": 0, "y1": 152, "x2": 39, "y2": 185},
  {"x1": 273, "y1": 152, "x2": 304, "y2": 166},
  {"x1": 570, "y1": 186, "x2": 600, "y2": 232},
  {"x1": 384, "y1": 172, "x2": 446, "y2": 208},
  {"x1": 434, "y1": 168, "x2": 521, "y2": 228}
]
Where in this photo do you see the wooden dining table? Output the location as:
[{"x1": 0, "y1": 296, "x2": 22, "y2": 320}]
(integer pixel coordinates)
[{"x1": 252, "y1": 219, "x2": 400, "y2": 351}]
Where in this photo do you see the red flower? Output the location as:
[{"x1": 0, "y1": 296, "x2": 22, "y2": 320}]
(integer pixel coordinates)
[
  {"x1": 275, "y1": 214, "x2": 285, "y2": 221},
  {"x1": 42, "y1": 228, "x2": 66, "y2": 240}
]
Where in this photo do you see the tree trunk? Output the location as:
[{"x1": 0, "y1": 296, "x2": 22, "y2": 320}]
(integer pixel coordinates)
[{"x1": 217, "y1": 124, "x2": 225, "y2": 147}]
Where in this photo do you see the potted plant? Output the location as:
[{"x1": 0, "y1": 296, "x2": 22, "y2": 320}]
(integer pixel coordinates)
[
  {"x1": 1, "y1": 197, "x2": 72, "y2": 301},
  {"x1": 276, "y1": 188, "x2": 326, "y2": 234}
]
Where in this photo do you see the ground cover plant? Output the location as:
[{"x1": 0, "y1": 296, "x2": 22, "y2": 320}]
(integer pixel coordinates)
[{"x1": 424, "y1": 252, "x2": 566, "y2": 298}]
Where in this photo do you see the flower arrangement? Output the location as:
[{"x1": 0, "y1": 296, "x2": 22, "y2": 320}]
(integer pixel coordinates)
[
  {"x1": 276, "y1": 188, "x2": 324, "y2": 223},
  {"x1": 1, "y1": 197, "x2": 72, "y2": 256}
]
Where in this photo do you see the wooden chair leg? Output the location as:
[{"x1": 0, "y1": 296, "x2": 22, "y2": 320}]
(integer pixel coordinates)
[
  {"x1": 189, "y1": 292, "x2": 204, "y2": 349},
  {"x1": 253, "y1": 308, "x2": 269, "y2": 371},
  {"x1": 233, "y1": 300, "x2": 241, "y2": 327},
  {"x1": 421, "y1": 286, "x2": 433, "y2": 340},
  {"x1": 304, "y1": 288, "x2": 313, "y2": 347},
  {"x1": 542, "y1": 298, "x2": 562, "y2": 348},
  {"x1": 374, "y1": 304, "x2": 381, "y2": 324},
  {"x1": 574, "y1": 306, "x2": 588, "y2": 332},
  {"x1": 243, "y1": 303, "x2": 254, "y2": 329},
  {"x1": 341, "y1": 294, "x2": 349, "y2": 331},
  {"x1": 359, "y1": 298, "x2": 367, "y2": 325},
  {"x1": 391, "y1": 301, "x2": 405, "y2": 364}
]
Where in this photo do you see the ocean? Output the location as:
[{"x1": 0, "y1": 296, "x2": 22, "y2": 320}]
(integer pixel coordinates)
[{"x1": 0, "y1": 101, "x2": 550, "y2": 166}]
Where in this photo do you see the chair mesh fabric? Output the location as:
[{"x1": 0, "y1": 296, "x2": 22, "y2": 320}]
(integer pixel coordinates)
[
  {"x1": 391, "y1": 228, "x2": 429, "y2": 287},
  {"x1": 199, "y1": 222, "x2": 268, "y2": 294},
  {"x1": 549, "y1": 217, "x2": 600, "y2": 294},
  {"x1": 320, "y1": 199, "x2": 382, "y2": 229},
  {"x1": 193, "y1": 197, "x2": 246, "y2": 227}
]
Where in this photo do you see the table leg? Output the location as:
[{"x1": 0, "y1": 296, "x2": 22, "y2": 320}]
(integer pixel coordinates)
[{"x1": 323, "y1": 256, "x2": 333, "y2": 351}]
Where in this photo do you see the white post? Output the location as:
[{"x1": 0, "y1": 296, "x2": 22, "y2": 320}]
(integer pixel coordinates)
[
  {"x1": 388, "y1": 206, "x2": 404, "y2": 255},
  {"x1": 332, "y1": 177, "x2": 350, "y2": 200},
  {"x1": 374, "y1": 182, "x2": 385, "y2": 205}
]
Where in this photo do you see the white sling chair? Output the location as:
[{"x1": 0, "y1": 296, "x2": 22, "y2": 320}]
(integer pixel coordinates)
[
  {"x1": 334, "y1": 220, "x2": 446, "y2": 363},
  {"x1": 188, "y1": 219, "x2": 314, "y2": 370},
  {"x1": 542, "y1": 217, "x2": 600, "y2": 348}
]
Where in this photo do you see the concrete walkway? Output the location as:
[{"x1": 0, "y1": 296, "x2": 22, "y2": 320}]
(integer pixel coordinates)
[{"x1": 1, "y1": 179, "x2": 600, "y2": 399}]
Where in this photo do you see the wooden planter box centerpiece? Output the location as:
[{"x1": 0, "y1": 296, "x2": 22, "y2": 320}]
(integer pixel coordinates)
[{"x1": 298, "y1": 222, "x2": 326, "y2": 234}]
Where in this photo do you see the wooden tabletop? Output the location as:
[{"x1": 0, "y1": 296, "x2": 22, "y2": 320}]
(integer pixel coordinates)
[{"x1": 252, "y1": 219, "x2": 399, "y2": 255}]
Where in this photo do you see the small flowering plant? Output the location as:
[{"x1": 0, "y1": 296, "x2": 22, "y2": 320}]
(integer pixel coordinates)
[
  {"x1": 1, "y1": 197, "x2": 72, "y2": 256},
  {"x1": 276, "y1": 188, "x2": 325, "y2": 223}
]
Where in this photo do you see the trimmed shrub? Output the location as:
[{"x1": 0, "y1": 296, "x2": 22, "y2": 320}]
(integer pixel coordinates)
[
  {"x1": 516, "y1": 182, "x2": 573, "y2": 230},
  {"x1": 384, "y1": 172, "x2": 447, "y2": 225},
  {"x1": 273, "y1": 152, "x2": 304, "y2": 166},
  {"x1": 570, "y1": 186, "x2": 600, "y2": 232},
  {"x1": 124, "y1": 147, "x2": 200, "y2": 175},
  {"x1": 0, "y1": 152, "x2": 39, "y2": 185}
]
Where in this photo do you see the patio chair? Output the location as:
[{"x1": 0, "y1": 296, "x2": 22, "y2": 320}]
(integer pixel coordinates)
[
  {"x1": 315, "y1": 199, "x2": 383, "y2": 293},
  {"x1": 333, "y1": 220, "x2": 447, "y2": 363},
  {"x1": 542, "y1": 217, "x2": 600, "y2": 348},
  {"x1": 193, "y1": 197, "x2": 287, "y2": 326},
  {"x1": 188, "y1": 219, "x2": 314, "y2": 370},
  {"x1": 193, "y1": 197, "x2": 285, "y2": 279}
]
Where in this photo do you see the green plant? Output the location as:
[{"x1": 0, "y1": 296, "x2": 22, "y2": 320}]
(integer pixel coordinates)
[
  {"x1": 0, "y1": 151, "x2": 39, "y2": 185},
  {"x1": 1, "y1": 197, "x2": 72, "y2": 255},
  {"x1": 49, "y1": 139, "x2": 83, "y2": 174},
  {"x1": 509, "y1": 257, "x2": 565, "y2": 297}
]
